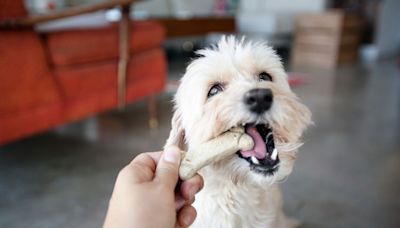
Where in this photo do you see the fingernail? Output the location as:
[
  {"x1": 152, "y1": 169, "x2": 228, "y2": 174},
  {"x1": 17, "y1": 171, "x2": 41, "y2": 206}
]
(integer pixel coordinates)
[
  {"x1": 183, "y1": 214, "x2": 194, "y2": 226},
  {"x1": 175, "y1": 197, "x2": 185, "y2": 210},
  {"x1": 188, "y1": 185, "x2": 198, "y2": 199},
  {"x1": 164, "y1": 147, "x2": 181, "y2": 164}
]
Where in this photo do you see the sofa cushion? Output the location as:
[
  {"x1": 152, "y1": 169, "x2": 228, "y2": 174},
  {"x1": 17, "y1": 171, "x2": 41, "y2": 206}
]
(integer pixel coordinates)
[
  {"x1": 54, "y1": 48, "x2": 166, "y2": 100},
  {"x1": 0, "y1": 30, "x2": 61, "y2": 116},
  {"x1": 54, "y1": 60, "x2": 118, "y2": 100},
  {"x1": 0, "y1": 0, "x2": 27, "y2": 19},
  {"x1": 46, "y1": 20, "x2": 165, "y2": 66},
  {"x1": 126, "y1": 49, "x2": 166, "y2": 102}
]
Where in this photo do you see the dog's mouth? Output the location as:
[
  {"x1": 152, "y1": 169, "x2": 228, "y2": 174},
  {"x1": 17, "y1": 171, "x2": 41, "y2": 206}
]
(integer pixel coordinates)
[{"x1": 236, "y1": 124, "x2": 279, "y2": 175}]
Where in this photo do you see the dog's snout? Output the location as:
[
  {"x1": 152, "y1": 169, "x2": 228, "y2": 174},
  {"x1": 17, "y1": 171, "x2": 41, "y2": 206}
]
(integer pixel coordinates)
[{"x1": 244, "y1": 88, "x2": 273, "y2": 114}]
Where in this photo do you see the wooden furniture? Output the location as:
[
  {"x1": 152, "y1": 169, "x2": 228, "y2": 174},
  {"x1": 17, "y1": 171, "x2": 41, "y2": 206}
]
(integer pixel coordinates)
[
  {"x1": 291, "y1": 11, "x2": 362, "y2": 68},
  {"x1": 156, "y1": 16, "x2": 235, "y2": 38},
  {"x1": 0, "y1": 0, "x2": 167, "y2": 145}
]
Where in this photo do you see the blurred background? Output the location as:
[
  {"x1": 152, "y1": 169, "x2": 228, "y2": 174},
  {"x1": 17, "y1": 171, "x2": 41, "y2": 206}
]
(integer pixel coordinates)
[{"x1": 0, "y1": 0, "x2": 399, "y2": 227}]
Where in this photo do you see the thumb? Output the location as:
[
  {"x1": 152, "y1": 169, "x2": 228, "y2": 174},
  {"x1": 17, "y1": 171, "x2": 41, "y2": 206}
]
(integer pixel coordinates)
[{"x1": 155, "y1": 146, "x2": 182, "y2": 189}]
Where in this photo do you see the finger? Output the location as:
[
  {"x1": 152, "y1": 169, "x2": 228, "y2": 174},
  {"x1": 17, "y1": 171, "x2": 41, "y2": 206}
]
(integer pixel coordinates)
[
  {"x1": 186, "y1": 196, "x2": 195, "y2": 206},
  {"x1": 130, "y1": 151, "x2": 161, "y2": 168},
  {"x1": 155, "y1": 146, "x2": 182, "y2": 189},
  {"x1": 175, "y1": 195, "x2": 196, "y2": 211},
  {"x1": 145, "y1": 151, "x2": 162, "y2": 166},
  {"x1": 179, "y1": 174, "x2": 204, "y2": 200},
  {"x1": 125, "y1": 151, "x2": 162, "y2": 183},
  {"x1": 175, "y1": 195, "x2": 185, "y2": 211},
  {"x1": 177, "y1": 205, "x2": 197, "y2": 227}
]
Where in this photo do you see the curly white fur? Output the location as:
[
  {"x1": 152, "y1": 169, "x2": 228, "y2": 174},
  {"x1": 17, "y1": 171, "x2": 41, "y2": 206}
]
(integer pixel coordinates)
[{"x1": 166, "y1": 36, "x2": 312, "y2": 228}]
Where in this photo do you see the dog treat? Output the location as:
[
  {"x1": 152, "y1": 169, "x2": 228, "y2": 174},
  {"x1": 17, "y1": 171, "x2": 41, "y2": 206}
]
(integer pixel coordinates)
[{"x1": 179, "y1": 127, "x2": 254, "y2": 180}]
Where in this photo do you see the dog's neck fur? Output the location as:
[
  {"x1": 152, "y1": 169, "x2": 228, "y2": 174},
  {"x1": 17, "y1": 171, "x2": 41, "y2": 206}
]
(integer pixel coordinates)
[{"x1": 191, "y1": 168, "x2": 289, "y2": 228}]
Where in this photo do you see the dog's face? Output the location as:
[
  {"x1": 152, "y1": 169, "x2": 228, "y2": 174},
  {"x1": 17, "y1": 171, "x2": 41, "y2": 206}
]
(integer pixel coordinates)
[{"x1": 167, "y1": 37, "x2": 311, "y2": 185}]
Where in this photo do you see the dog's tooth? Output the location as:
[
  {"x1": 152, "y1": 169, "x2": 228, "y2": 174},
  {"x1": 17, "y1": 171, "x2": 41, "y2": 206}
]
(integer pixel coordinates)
[
  {"x1": 251, "y1": 156, "x2": 259, "y2": 165},
  {"x1": 271, "y1": 148, "x2": 278, "y2": 160},
  {"x1": 266, "y1": 132, "x2": 273, "y2": 141}
]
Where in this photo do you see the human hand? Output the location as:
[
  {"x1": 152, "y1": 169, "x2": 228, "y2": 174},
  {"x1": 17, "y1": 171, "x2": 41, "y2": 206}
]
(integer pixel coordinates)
[{"x1": 103, "y1": 146, "x2": 204, "y2": 228}]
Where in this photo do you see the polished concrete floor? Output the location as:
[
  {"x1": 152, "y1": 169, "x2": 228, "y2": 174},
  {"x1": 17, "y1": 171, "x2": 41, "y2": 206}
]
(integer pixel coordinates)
[{"x1": 1, "y1": 59, "x2": 400, "y2": 228}]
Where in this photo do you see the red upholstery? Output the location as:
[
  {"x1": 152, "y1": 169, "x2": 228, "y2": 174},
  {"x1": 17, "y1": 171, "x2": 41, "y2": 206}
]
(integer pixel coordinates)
[
  {"x1": 47, "y1": 21, "x2": 165, "y2": 66},
  {"x1": 126, "y1": 49, "x2": 166, "y2": 102},
  {"x1": 53, "y1": 48, "x2": 166, "y2": 100},
  {"x1": 0, "y1": 30, "x2": 61, "y2": 115},
  {"x1": 0, "y1": 2, "x2": 167, "y2": 145},
  {"x1": 0, "y1": 0, "x2": 27, "y2": 19},
  {"x1": 54, "y1": 60, "x2": 118, "y2": 100}
]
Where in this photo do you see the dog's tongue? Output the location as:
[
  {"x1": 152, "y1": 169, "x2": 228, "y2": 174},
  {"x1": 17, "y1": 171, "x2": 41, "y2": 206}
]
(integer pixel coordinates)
[{"x1": 240, "y1": 125, "x2": 267, "y2": 159}]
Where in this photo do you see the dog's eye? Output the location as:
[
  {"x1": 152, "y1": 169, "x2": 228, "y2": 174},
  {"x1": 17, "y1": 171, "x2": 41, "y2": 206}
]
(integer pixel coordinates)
[
  {"x1": 258, "y1": 72, "x2": 272, "y2": 81},
  {"x1": 207, "y1": 83, "x2": 224, "y2": 98}
]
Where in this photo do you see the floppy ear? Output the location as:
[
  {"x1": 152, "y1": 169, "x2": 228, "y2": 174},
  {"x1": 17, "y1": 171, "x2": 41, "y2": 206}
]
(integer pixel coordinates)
[{"x1": 165, "y1": 109, "x2": 187, "y2": 151}]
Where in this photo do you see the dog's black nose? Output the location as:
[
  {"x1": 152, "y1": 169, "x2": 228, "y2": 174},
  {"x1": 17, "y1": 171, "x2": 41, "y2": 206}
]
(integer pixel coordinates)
[{"x1": 244, "y1": 88, "x2": 273, "y2": 114}]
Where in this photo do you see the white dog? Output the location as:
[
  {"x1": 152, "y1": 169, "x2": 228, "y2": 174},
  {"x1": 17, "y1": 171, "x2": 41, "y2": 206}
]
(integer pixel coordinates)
[{"x1": 166, "y1": 37, "x2": 311, "y2": 228}]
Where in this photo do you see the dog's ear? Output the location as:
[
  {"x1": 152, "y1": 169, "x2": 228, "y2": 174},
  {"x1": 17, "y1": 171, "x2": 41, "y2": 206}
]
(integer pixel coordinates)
[{"x1": 165, "y1": 109, "x2": 187, "y2": 151}]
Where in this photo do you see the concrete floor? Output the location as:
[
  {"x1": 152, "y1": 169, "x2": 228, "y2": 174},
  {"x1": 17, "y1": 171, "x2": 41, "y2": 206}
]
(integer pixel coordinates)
[{"x1": 1, "y1": 59, "x2": 400, "y2": 228}]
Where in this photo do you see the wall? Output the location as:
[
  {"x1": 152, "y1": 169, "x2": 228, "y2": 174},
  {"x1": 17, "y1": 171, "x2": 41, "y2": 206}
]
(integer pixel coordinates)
[
  {"x1": 238, "y1": 0, "x2": 327, "y2": 34},
  {"x1": 135, "y1": 0, "x2": 215, "y2": 17},
  {"x1": 239, "y1": 0, "x2": 326, "y2": 13},
  {"x1": 375, "y1": 0, "x2": 400, "y2": 59}
]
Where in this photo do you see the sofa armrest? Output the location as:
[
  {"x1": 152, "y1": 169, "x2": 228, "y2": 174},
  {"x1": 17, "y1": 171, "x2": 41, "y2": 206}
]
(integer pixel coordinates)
[{"x1": 0, "y1": 0, "x2": 141, "y2": 29}]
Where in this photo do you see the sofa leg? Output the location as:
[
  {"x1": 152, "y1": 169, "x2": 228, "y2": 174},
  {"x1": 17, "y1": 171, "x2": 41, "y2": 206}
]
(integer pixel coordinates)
[
  {"x1": 148, "y1": 95, "x2": 158, "y2": 129},
  {"x1": 117, "y1": 5, "x2": 131, "y2": 109}
]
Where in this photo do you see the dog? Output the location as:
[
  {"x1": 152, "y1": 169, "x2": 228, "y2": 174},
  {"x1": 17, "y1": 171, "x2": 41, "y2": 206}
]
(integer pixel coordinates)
[{"x1": 165, "y1": 36, "x2": 312, "y2": 228}]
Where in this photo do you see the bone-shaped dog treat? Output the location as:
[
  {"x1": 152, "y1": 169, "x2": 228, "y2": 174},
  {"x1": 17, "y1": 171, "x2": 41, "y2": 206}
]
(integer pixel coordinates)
[{"x1": 179, "y1": 127, "x2": 254, "y2": 180}]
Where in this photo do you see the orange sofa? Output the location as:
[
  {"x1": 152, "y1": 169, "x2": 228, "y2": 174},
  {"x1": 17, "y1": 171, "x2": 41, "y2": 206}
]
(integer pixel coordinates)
[{"x1": 0, "y1": 0, "x2": 167, "y2": 145}]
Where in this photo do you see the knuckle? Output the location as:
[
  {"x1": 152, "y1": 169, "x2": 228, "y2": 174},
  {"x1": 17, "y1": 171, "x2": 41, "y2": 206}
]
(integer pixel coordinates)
[
  {"x1": 127, "y1": 162, "x2": 146, "y2": 173},
  {"x1": 118, "y1": 162, "x2": 149, "y2": 181},
  {"x1": 118, "y1": 165, "x2": 131, "y2": 178},
  {"x1": 157, "y1": 165, "x2": 178, "y2": 175},
  {"x1": 133, "y1": 153, "x2": 148, "y2": 162}
]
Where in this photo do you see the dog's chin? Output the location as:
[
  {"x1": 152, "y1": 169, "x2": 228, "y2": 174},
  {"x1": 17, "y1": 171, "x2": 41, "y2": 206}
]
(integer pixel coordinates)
[
  {"x1": 237, "y1": 155, "x2": 294, "y2": 184},
  {"x1": 218, "y1": 156, "x2": 294, "y2": 186}
]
